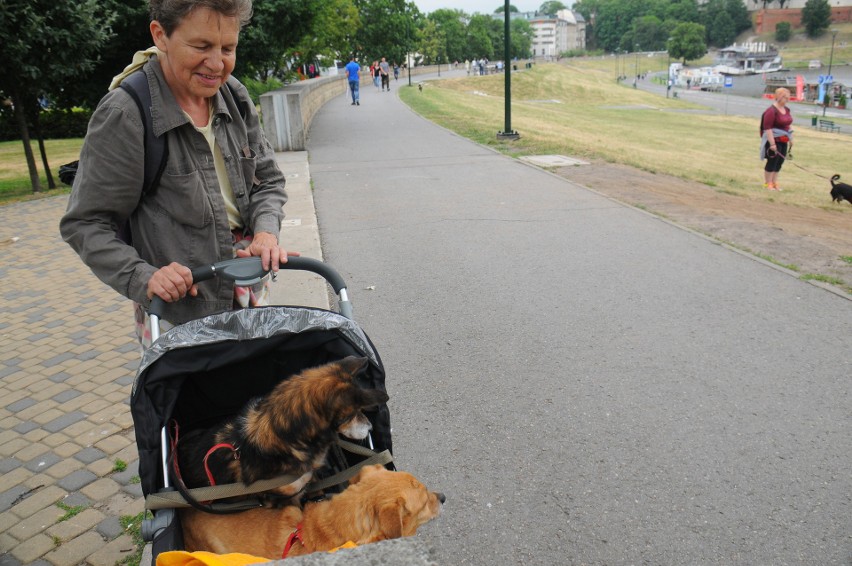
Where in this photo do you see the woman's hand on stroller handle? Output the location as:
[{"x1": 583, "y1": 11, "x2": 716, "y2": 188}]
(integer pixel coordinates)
[
  {"x1": 147, "y1": 262, "x2": 197, "y2": 303},
  {"x1": 234, "y1": 231, "x2": 300, "y2": 272}
]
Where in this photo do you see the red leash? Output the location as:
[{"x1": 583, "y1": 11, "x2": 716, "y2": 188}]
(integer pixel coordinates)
[
  {"x1": 203, "y1": 443, "x2": 239, "y2": 486},
  {"x1": 282, "y1": 524, "x2": 304, "y2": 558}
]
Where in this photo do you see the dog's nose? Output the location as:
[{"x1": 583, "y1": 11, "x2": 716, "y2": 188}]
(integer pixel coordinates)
[{"x1": 437, "y1": 492, "x2": 446, "y2": 504}]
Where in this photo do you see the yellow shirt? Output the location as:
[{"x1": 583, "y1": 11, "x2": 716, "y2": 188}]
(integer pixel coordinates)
[{"x1": 190, "y1": 105, "x2": 242, "y2": 230}]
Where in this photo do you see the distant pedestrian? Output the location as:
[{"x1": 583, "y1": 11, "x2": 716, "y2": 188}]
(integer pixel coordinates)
[
  {"x1": 760, "y1": 87, "x2": 793, "y2": 191},
  {"x1": 372, "y1": 61, "x2": 381, "y2": 90},
  {"x1": 393, "y1": 62, "x2": 400, "y2": 80},
  {"x1": 345, "y1": 56, "x2": 361, "y2": 105},
  {"x1": 465, "y1": 59, "x2": 470, "y2": 75},
  {"x1": 380, "y1": 57, "x2": 391, "y2": 91}
]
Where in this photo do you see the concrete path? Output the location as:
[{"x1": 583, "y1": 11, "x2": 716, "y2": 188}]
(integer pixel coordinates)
[{"x1": 307, "y1": 70, "x2": 852, "y2": 564}]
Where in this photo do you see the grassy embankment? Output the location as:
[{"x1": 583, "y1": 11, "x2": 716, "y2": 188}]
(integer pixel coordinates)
[{"x1": 399, "y1": 58, "x2": 851, "y2": 212}]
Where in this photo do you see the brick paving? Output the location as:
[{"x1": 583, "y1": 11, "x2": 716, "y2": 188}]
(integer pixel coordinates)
[
  {"x1": 0, "y1": 196, "x2": 144, "y2": 566},
  {"x1": 0, "y1": 151, "x2": 323, "y2": 566}
]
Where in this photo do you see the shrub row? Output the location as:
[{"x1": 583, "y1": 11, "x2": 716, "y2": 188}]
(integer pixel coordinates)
[{"x1": 0, "y1": 108, "x2": 92, "y2": 142}]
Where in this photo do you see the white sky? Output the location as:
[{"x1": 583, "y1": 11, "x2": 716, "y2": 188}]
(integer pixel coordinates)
[{"x1": 412, "y1": 0, "x2": 544, "y2": 16}]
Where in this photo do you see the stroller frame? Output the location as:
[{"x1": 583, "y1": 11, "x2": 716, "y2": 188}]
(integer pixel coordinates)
[{"x1": 133, "y1": 257, "x2": 392, "y2": 563}]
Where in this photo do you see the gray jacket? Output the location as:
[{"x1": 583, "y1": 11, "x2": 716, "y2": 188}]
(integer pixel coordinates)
[{"x1": 60, "y1": 58, "x2": 287, "y2": 324}]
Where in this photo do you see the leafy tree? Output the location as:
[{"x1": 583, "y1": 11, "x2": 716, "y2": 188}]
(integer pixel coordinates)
[
  {"x1": 292, "y1": 0, "x2": 360, "y2": 69},
  {"x1": 668, "y1": 21, "x2": 706, "y2": 63},
  {"x1": 775, "y1": 21, "x2": 792, "y2": 42},
  {"x1": 354, "y1": 0, "x2": 419, "y2": 66},
  {"x1": 428, "y1": 9, "x2": 468, "y2": 63},
  {"x1": 238, "y1": 0, "x2": 321, "y2": 79},
  {"x1": 631, "y1": 15, "x2": 668, "y2": 51},
  {"x1": 708, "y1": 10, "x2": 735, "y2": 47},
  {"x1": 724, "y1": 0, "x2": 752, "y2": 35},
  {"x1": 801, "y1": 0, "x2": 831, "y2": 39},
  {"x1": 55, "y1": 0, "x2": 151, "y2": 112},
  {"x1": 419, "y1": 19, "x2": 445, "y2": 64},
  {"x1": 510, "y1": 18, "x2": 534, "y2": 58},
  {"x1": 0, "y1": 0, "x2": 113, "y2": 192},
  {"x1": 467, "y1": 14, "x2": 497, "y2": 59},
  {"x1": 539, "y1": 1, "x2": 567, "y2": 16},
  {"x1": 494, "y1": 4, "x2": 519, "y2": 13},
  {"x1": 664, "y1": 0, "x2": 700, "y2": 24}
]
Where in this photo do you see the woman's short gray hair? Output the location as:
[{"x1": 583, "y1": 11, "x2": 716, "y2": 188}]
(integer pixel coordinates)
[{"x1": 150, "y1": 0, "x2": 253, "y2": 35}]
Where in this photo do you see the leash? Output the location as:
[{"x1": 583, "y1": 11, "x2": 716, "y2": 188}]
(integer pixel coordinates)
[
  {"x1": 282, "y1": 524, "x2": 304, "y2": 558},
  {"x1": 768, "y1": 148, "x2": 833, "y2": 181},
  {"x1": 145, "y1": 437, "x2": 393, "y2": 511}
]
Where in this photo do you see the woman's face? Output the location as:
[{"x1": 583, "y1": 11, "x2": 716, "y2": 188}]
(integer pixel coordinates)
[
  {"x1": 776, "y1": 90, "x2": 790, "y2": 105},
  {"x1": 151, "y1": 7, "x2": 239, "y2": 103}
]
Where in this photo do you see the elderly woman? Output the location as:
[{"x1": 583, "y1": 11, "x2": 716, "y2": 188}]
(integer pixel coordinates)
[
  {"x1": 760, "y1": 87, "x2": 794, "y2": 191},
  {"x1": 61, "y1": 0, "x2": 296, "y2": 344}
]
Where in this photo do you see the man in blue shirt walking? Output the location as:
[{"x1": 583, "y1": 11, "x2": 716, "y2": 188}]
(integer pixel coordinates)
[{"x1": 345, "y1": 56, "x2": 360, "y2": 106}]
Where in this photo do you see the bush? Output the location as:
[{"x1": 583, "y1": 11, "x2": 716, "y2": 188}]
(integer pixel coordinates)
[
  {"x1": 0, "y1": 108, "x2": 91, "y2": 142},
  {"x1": 775, "y1": 22, "x2": 792, "y2": 42}
]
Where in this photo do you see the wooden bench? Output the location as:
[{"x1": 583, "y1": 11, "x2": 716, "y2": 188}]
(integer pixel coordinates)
[{"x1": 818, "y1": 119, "x2": 841, "y2": 133}]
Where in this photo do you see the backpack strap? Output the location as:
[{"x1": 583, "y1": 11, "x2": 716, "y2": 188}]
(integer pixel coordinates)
[{"x1": 120, "y1": 70, "x2": 168, "y2": 196}]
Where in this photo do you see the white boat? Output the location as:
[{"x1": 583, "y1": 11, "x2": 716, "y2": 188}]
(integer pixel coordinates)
[{"x1": 714, "y1": 42, "x2": 783, "y2": 75}]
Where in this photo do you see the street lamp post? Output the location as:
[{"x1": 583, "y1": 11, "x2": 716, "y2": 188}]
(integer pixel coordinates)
[
  {"x1": 406, "y1": 7, "x2": 412, "y2": 87},
  {"x1": 823, "y1": 29, "x2": 838, "y2": 117},
  {"x1": 497, "y1": 0, "x2": 518, "y2": 140}
]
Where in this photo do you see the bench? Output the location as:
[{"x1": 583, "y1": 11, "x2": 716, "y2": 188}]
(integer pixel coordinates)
[{"x1": 818, "y1": 119, "x2": 841, "y2": 133}]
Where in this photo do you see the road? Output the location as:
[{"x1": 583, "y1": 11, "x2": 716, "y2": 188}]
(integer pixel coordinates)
[
  {"x1": 638, "y1": 66, "x2": 852, "y2": 123},
  {"x1": 306, "y1": 75, "x2": 852, "y2": 565}
]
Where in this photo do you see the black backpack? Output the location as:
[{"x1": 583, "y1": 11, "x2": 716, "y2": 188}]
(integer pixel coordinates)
[{"x1": 61, "y1": 70, "x2": 247, "y2": 242}]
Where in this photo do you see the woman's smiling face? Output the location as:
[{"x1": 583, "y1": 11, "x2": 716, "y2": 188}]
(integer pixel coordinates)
[{"x1": 151, "y1": 7, "x2": 239, "y2": 104}]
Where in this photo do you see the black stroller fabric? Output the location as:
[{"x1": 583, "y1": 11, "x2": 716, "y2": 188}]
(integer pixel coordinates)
[{"x1": 130, "y1": 305, "x2": 391, "y2": 499}]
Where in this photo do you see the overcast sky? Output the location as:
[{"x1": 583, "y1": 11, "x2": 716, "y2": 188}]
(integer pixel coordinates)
[{"x1": 412, "y1": 0, "x2": 545, "y2": 16}]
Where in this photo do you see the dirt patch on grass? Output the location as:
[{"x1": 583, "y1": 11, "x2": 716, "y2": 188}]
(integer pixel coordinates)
[{"x1": 554, "y1": 161, "x2": 852, "y2": 294}]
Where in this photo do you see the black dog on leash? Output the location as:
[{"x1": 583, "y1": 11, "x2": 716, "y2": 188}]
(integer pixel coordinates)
[{"x1": 830, "y1": 175, "x2": 852, "y2": 205}]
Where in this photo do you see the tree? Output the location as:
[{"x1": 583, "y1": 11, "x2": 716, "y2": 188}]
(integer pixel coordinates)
[
  {"x1": 467, "y1": 14, "x2": 497, "y2": 59},
  {"x1": 668, "y1": 21, "x2": 707, "y2": 63},
  {"x1": 539, "y1": 1, "x2": 567, "y2": 16},
  {"x1": 54, "y1": 0, "x2": 151, "y2": 112},
  {"x1": 494, "y1": 4, "x2": 519, "y2": 13},
  {"x1": 292, "y1": 0, "x2": 360, "y2": 69},
  {"x1": 0, "y1": 0, "x2": 113, "y2": 192},
  {"x1": 428, "y1": 9, "x2": 468, "y2": 63},
  {"x1": 510, "y1": 18, "x2": 534, "y2": 58},
  {"x1": 801, "y1": 0, "x2": 831, "y2": 39},
  {"x1": 708, "y1": 10, "x2": 736, "y2": 47},
  {"x1": 238, "y1": 0, "x2": 322, "y2": 79},
  {"x1": 418, "y1": 19, "x2": 445, "y2": 64},
  {"x1": 775, "y1": 21, "x2": 792, "y2": 42},
  {"x1": 354, "y1": 0, "x2": 418, "y2": 66}
]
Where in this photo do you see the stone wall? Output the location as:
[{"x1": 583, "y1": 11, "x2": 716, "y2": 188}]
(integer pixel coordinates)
[{"x1": 754, "y1": 7, "x2": 852, "y2": 34}]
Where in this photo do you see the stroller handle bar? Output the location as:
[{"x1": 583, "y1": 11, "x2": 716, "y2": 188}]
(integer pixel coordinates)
[{"x1": 149, "y1": 256, "x2": 353, "y2": 324}]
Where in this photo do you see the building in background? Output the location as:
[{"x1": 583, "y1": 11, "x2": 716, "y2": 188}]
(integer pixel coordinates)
[{"x1": 511, "y1": 10, "x2": 586, "y2": 59}]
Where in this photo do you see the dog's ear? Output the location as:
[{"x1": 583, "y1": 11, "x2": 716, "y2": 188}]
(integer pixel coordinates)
[
  {"x1": 349, "y1": 463, "x2": 383, "y2": 485},
  {"x1": 338, "y1": 356, "x2": 369, "y2": 378},
  {"x1": 377, "y1": 499, "x2": 405, "y2": 540},
  {"x1": 354, "y1": 387, "x2": 389, "y2": 409}
]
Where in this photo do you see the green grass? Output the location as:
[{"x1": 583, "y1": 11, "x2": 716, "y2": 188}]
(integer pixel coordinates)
[
  {"x1": 113, "y1": 459, "x2": 128, "y2": 473},
  {"x1": 56, "y1": 501, "x2": 87, "y2": 522},
  {"x1": 841, "y1": 256, "x2": 852, "y2": 264},
  {"x1": 119, "y1": 512, "x2": 149, "y2": 566},
  {"x1": 399, "y1": 63, "x2": 851, "y2": 212},
  {"x1": 0, "y1": 138, "x2": 82, "y2": 204}
]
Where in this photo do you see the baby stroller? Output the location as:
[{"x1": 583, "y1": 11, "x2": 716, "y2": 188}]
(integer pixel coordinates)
[{"x1": 131, "y1": 257, "x2": 393, "y2": 564}]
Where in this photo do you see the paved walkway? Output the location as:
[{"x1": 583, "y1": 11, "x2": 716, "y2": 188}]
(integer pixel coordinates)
[{"x1": 0, "y1": 152, "x2": 326, "y2": 566}]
